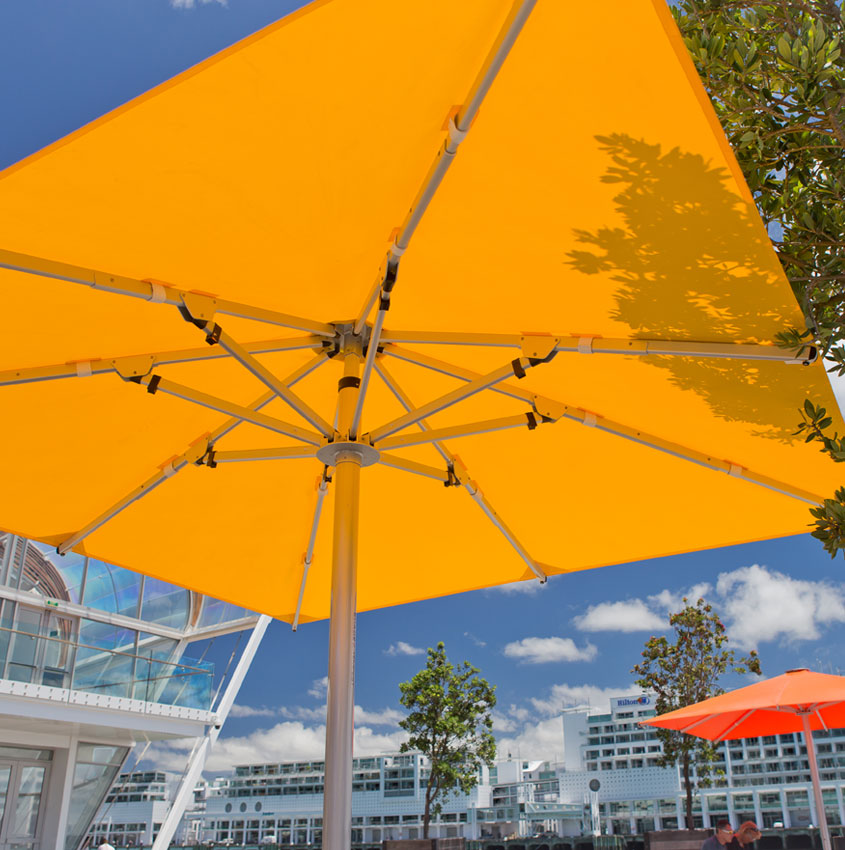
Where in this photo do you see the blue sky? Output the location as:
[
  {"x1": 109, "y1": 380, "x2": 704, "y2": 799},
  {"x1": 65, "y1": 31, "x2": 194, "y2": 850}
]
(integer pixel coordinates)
[{"x1": 3, "y1": 0, "x2": 845, "y2": 775}]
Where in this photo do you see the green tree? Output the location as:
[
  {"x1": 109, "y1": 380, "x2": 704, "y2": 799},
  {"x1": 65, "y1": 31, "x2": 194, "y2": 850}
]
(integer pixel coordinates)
[
  {"x1": 632, "y1": 598, "x2": 762, "y2": 830},
  {"x1": 673, "y1": 0, "x2": 845, "y2": 554},
  {"x1": 398, "y1": 642, "x2": 496, "y2": 838}
]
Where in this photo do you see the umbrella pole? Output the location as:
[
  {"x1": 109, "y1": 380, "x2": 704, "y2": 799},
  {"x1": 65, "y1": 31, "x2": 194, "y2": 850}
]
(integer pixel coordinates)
[
  {"x1": 323, "y1": 352, "x2": 363, "y2": 850},
  {"x1": 801, "y1": 713, "x2": 832, "y2": 850}
]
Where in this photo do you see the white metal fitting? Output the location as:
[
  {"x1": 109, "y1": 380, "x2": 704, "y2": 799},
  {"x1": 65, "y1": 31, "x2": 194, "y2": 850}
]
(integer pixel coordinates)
[
  {"x1": 316, "y1": 441, "x2": 380, "y2": 468},
  {"x1": 447, "y1": 115, "x2": 468, "y2": 150}
]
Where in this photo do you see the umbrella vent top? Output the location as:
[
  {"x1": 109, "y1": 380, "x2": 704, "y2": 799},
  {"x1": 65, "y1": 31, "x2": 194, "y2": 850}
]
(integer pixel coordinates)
[{"x1": 786, "y1": 668, "x2": 810, "y2": 674}]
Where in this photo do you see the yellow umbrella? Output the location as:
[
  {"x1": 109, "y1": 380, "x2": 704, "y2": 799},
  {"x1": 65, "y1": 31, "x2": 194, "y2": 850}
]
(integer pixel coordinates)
[{"x1": 0, "y1": 2, "x2": 840, "y2": 848}]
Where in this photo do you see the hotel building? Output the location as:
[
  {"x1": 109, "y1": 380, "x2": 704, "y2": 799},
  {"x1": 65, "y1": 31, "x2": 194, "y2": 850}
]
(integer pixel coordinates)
[{"x1": 561, "y1": 694, "x2": 845, "y2": 835}]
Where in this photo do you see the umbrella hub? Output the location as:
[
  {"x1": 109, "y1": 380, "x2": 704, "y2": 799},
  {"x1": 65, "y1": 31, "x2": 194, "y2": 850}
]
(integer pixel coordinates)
[
  {"x1": 325, "y1": 320, "x2": 372, "y2": 359},
  {"x1": 316, "y1": 440, "x2": 380, "y2": 468}
]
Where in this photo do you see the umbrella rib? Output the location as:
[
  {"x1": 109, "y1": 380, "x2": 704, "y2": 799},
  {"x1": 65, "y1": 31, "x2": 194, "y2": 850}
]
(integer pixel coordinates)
[
  {"x1": 381, "y1": 344, "x2": 826, "y2": 506},
  {"x1": 292, "y1": 467, "x2": 332, "y2": 632},
  {"x1": 125, "y1": 373, "x2": 324, "y2": 446},
  {"x1": 374, "y1": 359, "x2": 451, "y2": 464},
  {"x1": 0, "y1": 247, "x2": 334, "y2": 336},
  {"x1": 205, "y1": 446, "x2": 317, "y2": 464},
  {"x1": 56, "y1": 354, "x2": 328, "y2": 555},
  {"x1": 0, "y1": 335, "x2": 324, "y2": 388},
  {"x1": 353, "y1": 0, "x2": 538, "y2": 336},
  {"x1": 374, "y1": 360, "x2": 545, "y2": 582},
  {"x1": 373, "y1": 414, "x2": 536, "y2": 451},
  {"x1": 677, "y1": 715, "x2": 714, "y2": 733},
  {"x1": 377, "y1": 453, "x2": 452, "y2": 483},
  {"x1": 714, "y1": 708, "x2": 758, "y2": 742},
  {"x1": 378, "y1": 329, "x2": 816, "y2": 364},
  {"x1": 367, "y1": 354, "x2": 551, "y2": 443},
  {"x1": 449, "y1": 456, "x2": 546, "y2": 582},
  {"x1": 349, "y1": 301, "x2": 388, "y2": 441},
  {"x1": 184, "y1": 317, "x2": 332, "y2": 436}
]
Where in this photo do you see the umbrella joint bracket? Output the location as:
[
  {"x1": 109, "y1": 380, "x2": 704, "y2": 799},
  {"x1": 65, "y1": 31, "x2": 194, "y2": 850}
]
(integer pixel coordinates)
[
  {"x1": 196, "y1": 446, "x2": 218, "y2": 469},
  {"x1": 112, "y1": 355, "x2": 156, "y2": 381},
  {"x1": 178, "y1": 297, "x2": 222, "y2": 346},
  {"x1": 530, "y1": 395, "x2": 567, "y2": 424},
  {"x1": 512, "y1": 336, "x2": 560, "y2": 378}
]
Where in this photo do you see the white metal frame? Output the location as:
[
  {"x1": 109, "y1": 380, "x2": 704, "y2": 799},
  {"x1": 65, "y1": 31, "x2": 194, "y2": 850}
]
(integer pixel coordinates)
[{"x1": 150, "y1": 615, "x2": 272, "y2": 850}]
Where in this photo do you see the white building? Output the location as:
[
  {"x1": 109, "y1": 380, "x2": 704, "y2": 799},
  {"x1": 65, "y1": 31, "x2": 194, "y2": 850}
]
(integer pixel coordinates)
[
  {"x1": 198, "y1": 755, "x2": 583, "y2": 846},
  {"x1": 0, "y1": 531, "x2": 263, "y2": 850},
  {"x1": 561, "y1": 693, "x2": 845, "y2": 835}
]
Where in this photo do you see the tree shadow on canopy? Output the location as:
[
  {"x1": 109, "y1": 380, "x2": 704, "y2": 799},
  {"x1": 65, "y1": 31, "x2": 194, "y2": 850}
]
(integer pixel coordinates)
[{"x1": 566, "y1": 133, "x2": 825, "y2": 440}]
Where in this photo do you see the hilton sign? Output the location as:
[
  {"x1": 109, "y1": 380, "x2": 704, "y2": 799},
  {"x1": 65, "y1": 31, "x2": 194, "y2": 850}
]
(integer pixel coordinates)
[{"x1": 615, "y1": 696, "x2": 651, "y2": 707}]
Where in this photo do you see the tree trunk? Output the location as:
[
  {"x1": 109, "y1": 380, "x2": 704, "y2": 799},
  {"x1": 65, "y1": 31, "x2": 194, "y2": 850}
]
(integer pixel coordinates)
[
  {"x1": 683, "y1": 752, "x2": 694, "y2": 830},
  {"x1": 423, "y1": 778, "x2": 433, "y2": 839}
]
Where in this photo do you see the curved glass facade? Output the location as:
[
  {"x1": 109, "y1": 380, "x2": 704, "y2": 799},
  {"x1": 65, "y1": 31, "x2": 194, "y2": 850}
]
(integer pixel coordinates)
[{"x1": 0, "y1": 533, "x2": 256, "y2": 711}]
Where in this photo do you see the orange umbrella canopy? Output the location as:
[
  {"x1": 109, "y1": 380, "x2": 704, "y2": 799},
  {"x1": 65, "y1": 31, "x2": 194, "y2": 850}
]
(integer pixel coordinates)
[
  {"x1": 641, "y1": 669, "x2": 845, "y2": 739},
  {"x1": 0, "y1": 0, "x2": 842, "y2": 621}
]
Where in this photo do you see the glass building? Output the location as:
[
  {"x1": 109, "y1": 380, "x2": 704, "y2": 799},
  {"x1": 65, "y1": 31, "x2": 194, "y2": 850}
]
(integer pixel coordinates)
[{"x1": 0, "y1": 532, "x2": 261, "y2": 850}]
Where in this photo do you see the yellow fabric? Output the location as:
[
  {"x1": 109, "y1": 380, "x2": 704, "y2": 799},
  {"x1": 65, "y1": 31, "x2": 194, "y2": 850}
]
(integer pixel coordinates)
[{"x1": 0, "y1": 0, "x2": 841, "y2": 620}]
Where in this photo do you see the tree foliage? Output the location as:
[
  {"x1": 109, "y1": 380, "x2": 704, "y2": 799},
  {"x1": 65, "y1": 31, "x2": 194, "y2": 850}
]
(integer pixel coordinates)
[
  {"x1": 399, "y1": 642, "x2": 496, "y2": 838},
  {"x1": 632, "y1": 598, "x2": 761, "y2": 830},
  {"x1": 673, "y1": 0, "x2": 845, "y2": 553}
]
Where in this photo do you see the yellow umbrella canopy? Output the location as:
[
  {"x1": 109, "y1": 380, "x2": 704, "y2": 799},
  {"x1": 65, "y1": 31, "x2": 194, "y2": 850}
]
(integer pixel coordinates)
[{"x1": 0, "y1": 0, "x2": 839, "y2": 625}]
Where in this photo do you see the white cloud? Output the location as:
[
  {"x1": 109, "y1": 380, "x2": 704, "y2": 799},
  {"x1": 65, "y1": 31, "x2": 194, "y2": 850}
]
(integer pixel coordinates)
[
  {"x1": 503, "y1": 637, "x2": 597, "y2": 664},
  {"x1": 229, "y1": 704, "x2": 277, "y2": 718},
  {"x1": 354, "y1": 706, "x2": 404, "y2": 726},
  {"x1": 307, "y1": 676, "x2": 328, "y2": 699},
  {"x1": 648, "y1": 583, "x2": 711, "y2": 614},
  {"x1": 716, "y1": 564, "x2": 845, "y2": 648},
  {"x1": 489, "y1": 580, "x2": 546, "y2": 595},
  {"x1": 171, "y1": 0, "x2": 226, "y2": 8},
  {"x1": 384, "y1": 641, "x2": 424, "y2": 657},
  {"x1": 464, "y1": 631, "x2": 487, "y2": 647},
  {"x1": 229, "y1": 702, "x2": 402, "y2": 727},
  {"x1": 147, "y1": 721, "x2": 408, "y2": 774},
  {"x1": 496, "y1": 717, "x2": 566, "y2": 761},
  {"x1": 570, "y1": 565, "x2": 845, "y2": 650},
  {"x1": 508, "y1": 704, "x2": 531, "y2": 722},
  {"x1": 575, "y1": 600, "x2": 665, "y2": 632},
  {"x1": 531, "y1": 683, "x2": 633, "y2": 716},
  {"x1": 491, "y1": 712, "x2": 518, "y2": 733}
]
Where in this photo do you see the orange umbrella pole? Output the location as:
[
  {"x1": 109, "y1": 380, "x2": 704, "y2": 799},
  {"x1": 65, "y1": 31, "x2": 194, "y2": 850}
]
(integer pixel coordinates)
[
  {"x1": 802, "y1": 712, "x2": 832, "y2": 850},
  {"x1": 324, "y1": 350, "x2": 363, "y2": 850}
]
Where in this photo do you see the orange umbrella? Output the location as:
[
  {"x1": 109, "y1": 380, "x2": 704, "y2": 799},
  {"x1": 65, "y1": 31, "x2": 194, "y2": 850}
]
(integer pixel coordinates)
[{"x1": 642, "y1": 668, "x2": 843, "y2": 850}]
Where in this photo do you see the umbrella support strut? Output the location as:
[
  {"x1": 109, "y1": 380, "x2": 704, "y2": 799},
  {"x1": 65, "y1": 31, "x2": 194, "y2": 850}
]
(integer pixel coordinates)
[{"x1": 802, "y1": 712, "x2": 832, "y2": 850}]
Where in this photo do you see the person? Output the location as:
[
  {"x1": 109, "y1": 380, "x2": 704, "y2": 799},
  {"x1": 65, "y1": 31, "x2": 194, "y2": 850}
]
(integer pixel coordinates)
[
  {"x1": 731, "y1": 821, "x2": 762, "y2": 848},
  {"x1": 701, "y1": 820, "x2": 735, "y2": 850},
  {"x1": 98, "y1": 842, "x2": 115, "y2": 850}
]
